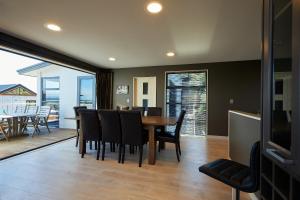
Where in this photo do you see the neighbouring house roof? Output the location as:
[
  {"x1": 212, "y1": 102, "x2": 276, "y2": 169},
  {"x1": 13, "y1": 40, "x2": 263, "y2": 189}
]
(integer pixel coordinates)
[
  {"x1": 17, "y1": 62, "x2": 51, "y2": 75},
  {"x1": 0, "y1": 84, "x2": 36, "y2": 96}
]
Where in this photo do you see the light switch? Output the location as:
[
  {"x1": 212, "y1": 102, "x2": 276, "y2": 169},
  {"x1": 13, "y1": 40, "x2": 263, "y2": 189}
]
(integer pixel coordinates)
[{"x1": 126, "y1": 98, "x2": 130, "y2": 103}]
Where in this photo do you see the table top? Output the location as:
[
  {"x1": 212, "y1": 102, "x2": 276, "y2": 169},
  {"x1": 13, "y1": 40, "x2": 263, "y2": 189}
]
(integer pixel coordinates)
[
  {"x1": 0, "y1": 113, "x2": 36, "y2": 118},
  {"x1": 142, "y1": 116, "x2": 177, "y2": 126}
]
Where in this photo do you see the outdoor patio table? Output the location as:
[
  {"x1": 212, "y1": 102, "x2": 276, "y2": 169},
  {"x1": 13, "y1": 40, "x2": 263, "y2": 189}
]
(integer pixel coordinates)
[{"x1": 0, "y1": 114, "x2": 35, "y2": 137}]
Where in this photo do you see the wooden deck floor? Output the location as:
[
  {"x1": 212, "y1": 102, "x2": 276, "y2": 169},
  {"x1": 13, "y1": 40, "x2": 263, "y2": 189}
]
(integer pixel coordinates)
[
  {"x1": 0, "y1": 128, "x2": 76, "y2": 159},
  {"x1": 0, "y1": 136, "x2": 251, "y2": 200}
]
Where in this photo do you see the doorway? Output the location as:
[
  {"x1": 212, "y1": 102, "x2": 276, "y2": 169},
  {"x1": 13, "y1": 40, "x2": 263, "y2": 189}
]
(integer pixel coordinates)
[
  {"x1": 165, "y1": 71, "x2": 208, "y2": 136},
  {"x1": 133, "y1": 76, "x2": 156, "y2": 107}
]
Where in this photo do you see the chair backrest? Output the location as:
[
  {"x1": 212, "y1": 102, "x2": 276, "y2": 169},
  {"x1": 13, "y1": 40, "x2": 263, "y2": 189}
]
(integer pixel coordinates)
[
  {"x1": 14, "y1": 105, "x2": 26, "y2": 114},
  {"x1": 119, "y1": 111, "x2": 143, "y2": 145},
  {"x1": 25, "y1": 105, "x2": 38, "y2": 115},
  {"x1": 98, "y1": 110, "x2": 122, "y2": 143},
  {"x1": 174, "y1": 110, "x2": 186, "y2": 139},
  {"x1": 147, "y1": 107, "x2": 162, "y2": 116},
  {"x1": 79, "y1": 109, "x2": 101, "y2": 140},
  {"x1": 37, "y1": 106, "x2": 51, "y2": 118},
  {"x1": 249, "y1": 141, "x2": 260, "y2": 192},
  {"x1": 74, "y1": 106, "x2": 87, "y2": 117},
  {"x1": 132, "y1": 107, "x2": 145, "y2": 116}
]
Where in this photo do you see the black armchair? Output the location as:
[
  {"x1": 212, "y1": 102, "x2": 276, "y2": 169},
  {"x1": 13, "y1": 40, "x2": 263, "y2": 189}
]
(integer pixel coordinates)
[
  {"x1": 156, "y1": 110, "x2": 186, "y2": 162},
  {"x1": 198, "y1": 141, "x2": 260, "y2": 200},
  {"x1": 119, "y1": 111, "x2": 148, "y2": 167},
  {"x1": 73, "y1": 106, "x2": 87, "y2": 147},
  {"x1": 79, "y1": 109, "x2": 102, "y2": 160},
  {"x1": 98, "y1": 110, "x2": 122, "y2": 162}
]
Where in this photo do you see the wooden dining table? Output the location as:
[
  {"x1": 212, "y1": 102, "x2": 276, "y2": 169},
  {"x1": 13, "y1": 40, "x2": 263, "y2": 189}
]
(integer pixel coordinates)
[
  {"x1": 142, "y1": 116, "x2": 177, "y2": 165},
  {"x1": 77, "y1": 115, "x2": 177, "y2": 165}
]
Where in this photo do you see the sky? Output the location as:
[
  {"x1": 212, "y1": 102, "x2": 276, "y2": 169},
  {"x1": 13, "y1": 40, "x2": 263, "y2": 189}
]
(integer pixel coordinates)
[{"x1": 0, "y1": 49, "x2": 41, "y2": 92}]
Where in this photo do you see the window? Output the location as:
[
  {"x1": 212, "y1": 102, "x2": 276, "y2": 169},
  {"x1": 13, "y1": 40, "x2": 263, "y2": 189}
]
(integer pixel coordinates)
[
  {"x1": 166, "y1": 71, "x2": 207, "y2": 135},
  {"x1": 41, "y1": 77, "x2": 59, "y2": 126},
  {"x1": 78, "y1": 76, "x2": 96, "y2": 109}
]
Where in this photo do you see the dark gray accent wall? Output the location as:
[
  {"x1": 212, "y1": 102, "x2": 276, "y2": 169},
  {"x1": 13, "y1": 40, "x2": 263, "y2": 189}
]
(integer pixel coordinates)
[{"x1": 113, "y1": 60, "x2": 261, "y2": 136}]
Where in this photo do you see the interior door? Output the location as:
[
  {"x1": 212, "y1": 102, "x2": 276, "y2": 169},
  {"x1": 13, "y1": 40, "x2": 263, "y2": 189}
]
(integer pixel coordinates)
[{"x1": 133, "y1": 77, "x2": 156, "y2": 107}]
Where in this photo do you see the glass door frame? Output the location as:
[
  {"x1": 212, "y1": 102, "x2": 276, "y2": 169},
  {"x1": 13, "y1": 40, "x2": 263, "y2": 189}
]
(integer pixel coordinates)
[
  {"x1": 164, "y1": 69, "x2": 208, "y2": 136},
  {"x1": 77, "y1": 76, "x2": 96, "y2": 109}
]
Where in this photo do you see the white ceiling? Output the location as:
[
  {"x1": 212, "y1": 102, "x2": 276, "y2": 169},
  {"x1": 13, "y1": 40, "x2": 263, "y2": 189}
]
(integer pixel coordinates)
[{"x1": 0, "y1": 0, "x2": 262, "y2": 69}]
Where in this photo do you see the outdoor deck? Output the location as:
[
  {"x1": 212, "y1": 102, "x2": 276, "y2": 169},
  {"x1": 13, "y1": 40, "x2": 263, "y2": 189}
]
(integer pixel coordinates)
[{"x1": 0, "y1": 128, "x2": 76, "y2": 159}]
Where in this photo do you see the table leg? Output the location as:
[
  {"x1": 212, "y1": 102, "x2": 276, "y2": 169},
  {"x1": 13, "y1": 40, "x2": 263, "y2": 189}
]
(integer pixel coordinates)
[
  {"x1": 13, "y1": 117, "x2": 18, "y2": 136},
  {"x1": 148, "y1": 125, "x2": 156, "y2": 165}
]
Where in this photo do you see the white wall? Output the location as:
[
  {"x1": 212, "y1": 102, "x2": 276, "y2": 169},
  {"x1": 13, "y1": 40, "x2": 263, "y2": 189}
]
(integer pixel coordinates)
[
  {"x1": 35, "y1": 65, "x2": 94, "y2": 129},
  {"x1": 0, "y1": 95, "x2": 36, "y2": 114}
]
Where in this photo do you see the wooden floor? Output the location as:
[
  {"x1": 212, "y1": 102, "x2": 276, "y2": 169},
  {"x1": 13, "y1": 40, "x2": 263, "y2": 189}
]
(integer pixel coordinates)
[
  {"x1": 0, "y1": 136, "x2": 251, "y2": 200},
  {"x1": 0, "y1": 128, "x2": 76, "y2": 159}
]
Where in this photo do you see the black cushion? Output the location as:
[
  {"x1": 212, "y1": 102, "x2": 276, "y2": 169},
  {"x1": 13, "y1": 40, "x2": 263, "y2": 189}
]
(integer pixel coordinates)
[
  {"x1": 198, "y1": 141, "x2": 260, "y2": 193},
  {"x1": 199, "y1": 159, "x2": 253, "y2": 192}
]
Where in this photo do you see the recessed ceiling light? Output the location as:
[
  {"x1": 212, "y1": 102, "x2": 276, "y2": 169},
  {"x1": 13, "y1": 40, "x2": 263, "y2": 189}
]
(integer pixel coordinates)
[
  {"x1": 45, "y1": 23, "x2": 61, "y2": 32},
  {"x1": 109, "y1": 57, "x2": 116, "y2": 61},
  {"x1": 166, "y1": 52, "x2": 175, "y2": 57},
  {"x1": 146, "y1": 2, "x2": 162, "y2": 14}
]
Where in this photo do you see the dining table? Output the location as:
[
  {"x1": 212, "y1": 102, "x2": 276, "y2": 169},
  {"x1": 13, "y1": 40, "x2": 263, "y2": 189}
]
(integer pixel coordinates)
[
  {"x1": 76, "y1": 115, "x2": 177, "y2": 165},
  {"x1": 142, "y1": 116, "x2": 177, "y2": 165}
]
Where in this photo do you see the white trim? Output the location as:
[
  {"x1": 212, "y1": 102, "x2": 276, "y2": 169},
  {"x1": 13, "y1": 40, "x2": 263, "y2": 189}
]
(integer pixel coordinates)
[{"x1": 229, "y1": 110, "x2": 261, "y2": 121}]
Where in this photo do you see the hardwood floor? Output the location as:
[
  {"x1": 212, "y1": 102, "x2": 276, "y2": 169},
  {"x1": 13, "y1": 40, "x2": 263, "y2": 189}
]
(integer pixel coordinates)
[
  {"x1": 0, "y1": 136, "x2": 251, "y2": 200},
  {"x1": 0, "y1": 128, "x2": 76, "y2": 159}
]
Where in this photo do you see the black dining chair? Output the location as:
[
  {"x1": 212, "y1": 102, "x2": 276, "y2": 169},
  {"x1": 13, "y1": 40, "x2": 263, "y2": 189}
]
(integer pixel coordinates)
[
  {"x1": 156, "y1": 110, "x2": 186, "y2": 162},
  {"x1": 132, "y1": 107, "x2": 145, "y2": 116},
  {"x1": 198, "y1": 141, "x2": 260, "y2": 200},
  {"x1": 98, "y1": 110, "x2": 122, "y2": 163},
  {"x1": 147, "y1": 107, "x2": 162, "y2": 116},
  {"x1": 73, "y1": 106, "x2": 87, "y2": 147},
  {"x1": 78, "y1": 109, "x2": 102, "y2": 160},
  {"x1": 119, "y1": 111, "x2": 148, "y2": 167}
]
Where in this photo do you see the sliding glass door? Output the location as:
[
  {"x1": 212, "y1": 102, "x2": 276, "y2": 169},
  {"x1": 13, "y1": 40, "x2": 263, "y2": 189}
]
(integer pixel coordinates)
[
  {"x1": 78, "y1": 76, "x2": 96, "y2": 109},
  {"x1": 166, "y1": 71, "x2": 207, "y2": 136}
]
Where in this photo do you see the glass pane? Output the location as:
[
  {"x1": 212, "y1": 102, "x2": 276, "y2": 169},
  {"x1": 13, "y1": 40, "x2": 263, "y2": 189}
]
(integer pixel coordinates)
[
  {"x1": 43, "y1": 78, "x2": 59, "y2": 89},
  {"x1": 79, "y1": 77, "x2": 95, "y2": 108},
  {"x1": 166, "y1": 71, "x2": 207, "y2": 135},
  {"x1": 271, "y1": 0, "x2": 292, "y2": 150}
]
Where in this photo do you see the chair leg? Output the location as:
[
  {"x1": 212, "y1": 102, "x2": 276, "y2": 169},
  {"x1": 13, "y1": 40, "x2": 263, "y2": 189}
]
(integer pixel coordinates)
[
  {"x1": 81, "y1": 140, "x2": 86, "y2": 158},
  {"x1": 89, "y1": 141, "x2": 92, "y2": 150},
  {"x1": 139, "y1": 145, "x2": 143, "y2": 167},
  {"x1": 158, "y1": 141, "x2": 161, "y2": 152},
  {"x1": 175, "y1": 143, "x2": 180, "y2": 162},
  {"x1": 44, "y1": 118, "x2": 50, "y2": 133},
  {"x1": 112, "y1": 143, "x2": 116, "y2": 152},
  {"x1": 118, "y1": 143, "x2": 122, "y2": 163},
  {"x1": 235, "y1": 189, "x2": 240, "y2": 200},
  {"x1": 97, "y1": 140, "x2": 101, "y2": 160},
  {"x1": 102, "y1": 142, "x2": 106, "y2": 161},
  {"x1": 122, "y1": 145, "x2": 125, "y2": 164},
  {"x1": 95, "y1": 141, "x2": 97, "y2": 150},
  {"x1": 178, "y1": 142, "x2": 181, "y2": 155},
  {"x1": 75, "y1": 129, "x2": 79, "y2": 147}
]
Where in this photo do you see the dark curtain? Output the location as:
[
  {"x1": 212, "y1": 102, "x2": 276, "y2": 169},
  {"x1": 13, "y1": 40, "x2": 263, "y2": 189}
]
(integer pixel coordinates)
[{"x1": 96, "y1": 71, "x2": 113, "y2": 109}]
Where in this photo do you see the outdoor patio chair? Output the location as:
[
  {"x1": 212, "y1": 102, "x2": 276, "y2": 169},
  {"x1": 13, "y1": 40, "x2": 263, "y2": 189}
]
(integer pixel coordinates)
[
  {"x1": 0, "y1": 121, "x2": 9, "y2": 141},
  {"x1": 21, "y1": 105, "x2": 39, "y2": 134},
  {"x1": 33, "y1": 106, "x2": 51, "y2": 135}
]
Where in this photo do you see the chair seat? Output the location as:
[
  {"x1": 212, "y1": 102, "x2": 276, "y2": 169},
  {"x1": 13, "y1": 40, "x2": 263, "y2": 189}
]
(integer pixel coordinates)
[
  {"x1": 157, "y1": 131, "x2": 176, "y2": 143},
  {"x1": 199, "y1": 159, "x2": 255, "y2": 192}
]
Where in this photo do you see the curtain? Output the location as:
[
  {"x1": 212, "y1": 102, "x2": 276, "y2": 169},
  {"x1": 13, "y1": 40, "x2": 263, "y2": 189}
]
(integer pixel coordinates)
[{"x1": 96, "y1": 71, "x2": 113, "y2": 109}]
